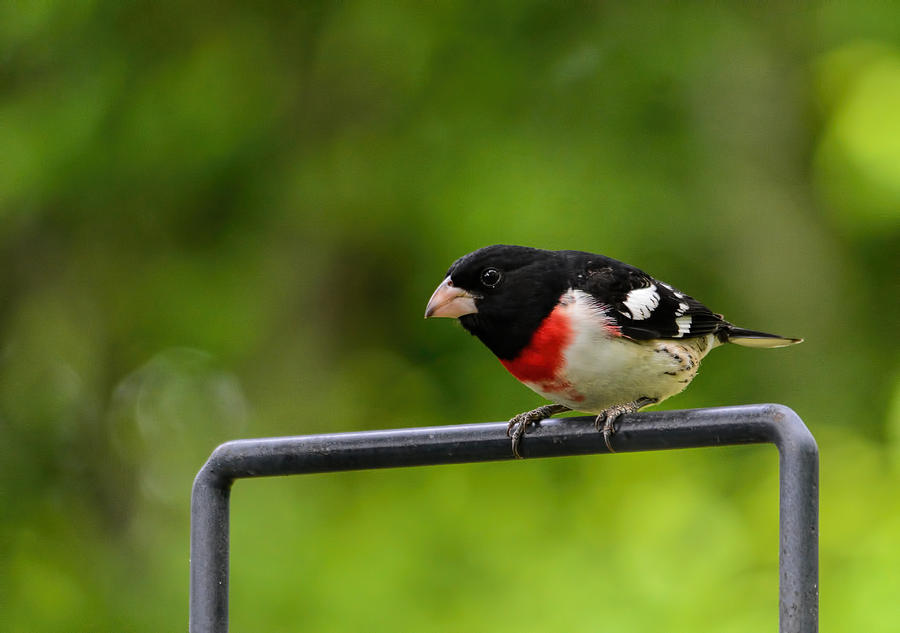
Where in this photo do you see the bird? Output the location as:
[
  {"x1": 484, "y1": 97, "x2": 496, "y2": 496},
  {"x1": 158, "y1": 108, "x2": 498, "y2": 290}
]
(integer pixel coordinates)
[{"x1": 424, "y1": 245, "x2": 802, "y2": 458}]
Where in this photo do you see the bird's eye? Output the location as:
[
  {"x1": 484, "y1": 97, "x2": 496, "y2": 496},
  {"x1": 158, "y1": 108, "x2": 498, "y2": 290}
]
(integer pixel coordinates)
[{"x1": 480, "y1": 268, "x2": 502, "y2": 288}]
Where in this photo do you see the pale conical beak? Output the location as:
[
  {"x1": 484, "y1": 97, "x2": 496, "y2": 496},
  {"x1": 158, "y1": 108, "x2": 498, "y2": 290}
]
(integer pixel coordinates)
[{"x1": 424, "y1": 277, "x2": 478, "y2": 318}]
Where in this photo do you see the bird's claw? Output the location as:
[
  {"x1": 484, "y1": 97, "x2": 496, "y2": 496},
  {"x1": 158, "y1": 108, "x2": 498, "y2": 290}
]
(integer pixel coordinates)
[
  {"x1": 594, "y1": 397, "x2": 658, "y2": 453},
  {"x1": 507, "y1": 416, "x2": 529, "y2": 459},
  {"x1": 594, "y1": 410, "x2": 621, "y2": 453},
  {"x1": 506, "y1": 404, "x2": 570, "y2": 459}
]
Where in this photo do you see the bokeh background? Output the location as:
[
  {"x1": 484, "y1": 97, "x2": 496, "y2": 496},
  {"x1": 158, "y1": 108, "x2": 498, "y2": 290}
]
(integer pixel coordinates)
[{"x1": 2, "y1": 2, "x2": 899, "y2": 631}]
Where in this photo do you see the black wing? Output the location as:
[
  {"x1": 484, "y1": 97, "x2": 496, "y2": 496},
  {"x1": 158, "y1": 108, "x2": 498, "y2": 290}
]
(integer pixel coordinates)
[{"x1": 565, "y1": 253, "x2": 726, "y2": 341}]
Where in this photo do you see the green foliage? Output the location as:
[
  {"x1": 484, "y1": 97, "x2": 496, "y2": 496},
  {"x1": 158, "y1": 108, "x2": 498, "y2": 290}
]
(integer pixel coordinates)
[{"x1": 1, "y1": 1, "x2": 898, "y2": 631}]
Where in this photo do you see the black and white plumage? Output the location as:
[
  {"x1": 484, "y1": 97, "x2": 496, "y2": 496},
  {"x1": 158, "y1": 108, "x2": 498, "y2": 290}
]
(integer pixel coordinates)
[{"x1": 425, "y1": 245, "x2": 802, "y2": 457}]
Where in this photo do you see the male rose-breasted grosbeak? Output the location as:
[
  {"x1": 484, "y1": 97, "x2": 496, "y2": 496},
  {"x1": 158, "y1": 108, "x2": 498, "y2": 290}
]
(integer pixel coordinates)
[{"x1": 425, "y1": 245, "x2": 802, "y2": 457}]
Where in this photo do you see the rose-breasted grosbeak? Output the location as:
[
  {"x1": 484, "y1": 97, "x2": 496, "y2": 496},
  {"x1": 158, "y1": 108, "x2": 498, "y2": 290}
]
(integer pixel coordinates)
[{"x1": 425, "y1": 245, "x2": 802, "y2": 457}]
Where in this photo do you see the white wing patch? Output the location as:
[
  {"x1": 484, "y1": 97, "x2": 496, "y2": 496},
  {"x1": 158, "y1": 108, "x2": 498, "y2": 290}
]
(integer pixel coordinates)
[
  {"x1": 675, "y1": 301, "x2": 689, "y2": 316},
  {"x1": 622, "y1": 285, "x2": 659, "y2": 320},
  {"x1": 674, "y1": 315, "x2": 692, "y2": 338}
]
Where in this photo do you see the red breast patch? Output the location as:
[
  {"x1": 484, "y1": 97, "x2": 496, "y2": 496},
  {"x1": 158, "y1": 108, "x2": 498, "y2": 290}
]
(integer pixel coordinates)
[{"x1": 500, "y1": 305, "x2": 580, "y2": 400}]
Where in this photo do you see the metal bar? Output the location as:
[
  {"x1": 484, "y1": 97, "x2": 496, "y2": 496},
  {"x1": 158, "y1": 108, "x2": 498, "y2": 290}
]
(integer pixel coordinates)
[{"x1": 190, "y1": 403, "x2": 818, "y2": 633}]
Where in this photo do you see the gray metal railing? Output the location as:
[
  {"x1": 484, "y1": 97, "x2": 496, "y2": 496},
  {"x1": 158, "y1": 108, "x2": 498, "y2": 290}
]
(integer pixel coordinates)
[{"x1": 190, "y1": 403, "x2": 818, "y2": 632}]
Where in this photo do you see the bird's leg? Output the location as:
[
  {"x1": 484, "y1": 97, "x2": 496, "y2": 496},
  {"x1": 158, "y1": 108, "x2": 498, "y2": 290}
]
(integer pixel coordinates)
[
  {"x1": 594, "y1": 397, "x2": 658, "y2": 453},
  {"x1": 507, "y1": 404, "x2": 571, "y2": 459}
]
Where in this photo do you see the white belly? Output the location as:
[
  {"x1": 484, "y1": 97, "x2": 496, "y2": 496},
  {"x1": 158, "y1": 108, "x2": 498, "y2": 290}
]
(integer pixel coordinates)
[{"x1": 523, "y1": 291, "x2": 717, "y2": 413}]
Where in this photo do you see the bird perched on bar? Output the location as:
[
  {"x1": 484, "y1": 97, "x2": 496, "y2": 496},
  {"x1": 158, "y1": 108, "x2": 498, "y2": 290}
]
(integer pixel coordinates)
[{"x1": 425, "y1": 245, "x2": 802, "y2": 458}]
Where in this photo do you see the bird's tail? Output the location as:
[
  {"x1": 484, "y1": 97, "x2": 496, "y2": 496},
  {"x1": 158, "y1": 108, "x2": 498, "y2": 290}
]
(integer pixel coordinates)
[{"x1": 722, "y1": 326, "x2": 803, "y2": 348}]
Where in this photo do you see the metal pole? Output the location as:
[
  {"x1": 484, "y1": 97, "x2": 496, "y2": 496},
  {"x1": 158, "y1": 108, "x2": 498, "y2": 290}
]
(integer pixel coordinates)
[{"x1": 190, "y1": 403, "x2": 818, "y2": 632}]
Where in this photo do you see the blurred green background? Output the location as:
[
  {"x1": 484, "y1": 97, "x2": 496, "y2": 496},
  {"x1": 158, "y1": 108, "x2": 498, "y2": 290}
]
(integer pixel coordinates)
[{"x1": 2, "y1": 1, "x2": 899, "y2": 631}]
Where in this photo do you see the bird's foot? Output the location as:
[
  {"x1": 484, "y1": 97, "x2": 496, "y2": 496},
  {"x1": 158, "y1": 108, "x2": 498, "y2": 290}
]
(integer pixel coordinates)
[
  {"x1": 507, "y1": 404, "x2": 570, "y2": 459},
  {"x1": 594, "y1": 397, "x2": 658, "y2": 453}
]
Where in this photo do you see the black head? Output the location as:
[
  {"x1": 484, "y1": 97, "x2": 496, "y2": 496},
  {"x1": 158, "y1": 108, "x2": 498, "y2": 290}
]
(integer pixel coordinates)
[{"x1": 425, "y1": 245, "x2": 569, "y2": 359}]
